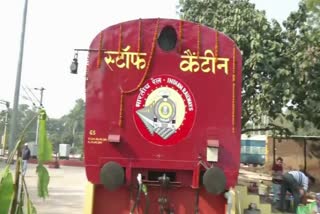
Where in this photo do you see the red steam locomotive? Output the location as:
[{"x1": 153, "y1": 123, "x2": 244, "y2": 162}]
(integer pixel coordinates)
[{"x1": 84, "y1": 18, "x2": 242, "y2": 213}]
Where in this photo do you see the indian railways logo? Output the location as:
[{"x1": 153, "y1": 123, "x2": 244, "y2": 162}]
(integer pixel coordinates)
[{"x1": 133, "y1": 75, "x2": 196, "y2": 146}]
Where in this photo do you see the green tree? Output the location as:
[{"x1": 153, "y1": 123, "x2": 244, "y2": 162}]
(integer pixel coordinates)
[
  {"x1": 305, "y1": 0, "x2": 320, "y2": 26},
  {"x1": 0, "y1": 104, "x2": 38, "y2": 148},
  {"x1": 273, "y1": 112, "x2": 320, "y2": 136},
  {"x1": 55, "y1": 99, "x2": 85, "y2": 154},
  {"x1": 16, "y1": 104, "x2": 38, "y2": 142},
  {"x1": 46, "y1": 118, "x2": 64, "y2": 153},
  {"x1": 178, "y1": 0, "x2": 291, "y2": 134},
  {"x1": 306, "y1": 0, "x2": 320, "y2": 10},
  {"x1": 282, "y1": 2, "x2": 320, "y2": 130},
  {"x1": 0, "y1": 110, "x2": 6, "y2": 136}
]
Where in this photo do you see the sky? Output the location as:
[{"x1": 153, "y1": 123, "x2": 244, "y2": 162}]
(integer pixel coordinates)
[{"x1": 0, "y1": 0, "x2": 300, "y2": 119}]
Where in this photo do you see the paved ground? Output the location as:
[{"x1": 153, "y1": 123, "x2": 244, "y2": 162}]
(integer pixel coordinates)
[{"x1": 0, "y1": 160, "x2": 86, "y2": 214}]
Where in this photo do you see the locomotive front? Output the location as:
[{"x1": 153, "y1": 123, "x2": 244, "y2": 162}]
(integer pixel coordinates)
[{"x1": 84, "y1": 18, "x2": 242, "y2": 213}]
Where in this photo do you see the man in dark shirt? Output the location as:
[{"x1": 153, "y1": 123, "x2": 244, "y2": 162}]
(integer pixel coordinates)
[
  {"x1": 272, "y1": 157, "x2": 284, "y2": 173},
  {"x1": 22, "y1": 143, "x2": 31, "y2": 176},
  {"x1": 271, "y1": 157, "x2": 283, "y2": 202}
]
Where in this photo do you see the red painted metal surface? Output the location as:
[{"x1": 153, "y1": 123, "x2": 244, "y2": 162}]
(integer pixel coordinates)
[
  {"x1": 93, "y1": 185, "x2": 226, "y2": 214},
  {"x1": 84, "y1": 18, "x2": 242, "y2": 213}
]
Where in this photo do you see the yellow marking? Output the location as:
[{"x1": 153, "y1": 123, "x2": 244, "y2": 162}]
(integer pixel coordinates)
[
  {"x1": 104, "y1": 45, "x2": 147, "y2": 70},
  {"x1": 180, "y1": 49, "x2": 230, "y2": 74},
  {"x1": 83, "y1": 182, "x2": 95, "y2": 214},
  {"x1": 89, "y1": 130, "x2": 96, "y2": 136}
]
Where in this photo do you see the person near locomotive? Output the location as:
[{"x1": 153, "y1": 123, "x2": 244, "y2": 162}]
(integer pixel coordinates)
[
  {"x1": 271, "y1": 157, "x2": 284, "y2": 202},
  {"x1": 279, "y1": 170, "x2": 315, "y2": 212},
  {"x1": 22, "y1": 143, "x2": 31, "y2": 176}
]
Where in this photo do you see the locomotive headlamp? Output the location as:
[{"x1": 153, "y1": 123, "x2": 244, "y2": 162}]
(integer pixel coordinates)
[
  {"x1": 70, "y1": 52, "x2": 78, "y2": 74},
  {"x1": 203, "y1": 167, "x2": 226, "y2": 194},
  {"x1": 100, "y1": 161, "x2": 124, "y2": 191}
]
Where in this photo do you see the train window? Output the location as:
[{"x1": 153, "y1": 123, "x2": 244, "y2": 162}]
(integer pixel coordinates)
[{"x1": 157, "y1": 26, "x2": 177, "y2": 52}]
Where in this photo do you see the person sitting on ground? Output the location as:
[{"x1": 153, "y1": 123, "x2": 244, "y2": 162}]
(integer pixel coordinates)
[{"x1": 279, "y1": 170, "x2": 315, "y2": 212}]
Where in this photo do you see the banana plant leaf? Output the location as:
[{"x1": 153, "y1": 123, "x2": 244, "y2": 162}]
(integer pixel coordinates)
[
  {"x1": 0, "y1": 166, "x2": 14, "y2": 214},
  {"x1": 38, "y1": 109, "x2": 53, "y2": 163},
  {"x1": 26, "y1": 197, "x2": 37, "y2": 214},
  {"x1": 36, "y1": 164, "x2": 50, "y2": 198}
]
